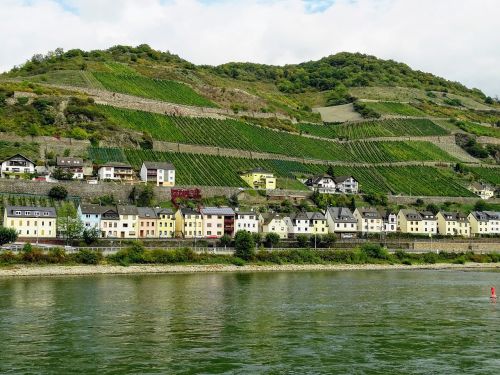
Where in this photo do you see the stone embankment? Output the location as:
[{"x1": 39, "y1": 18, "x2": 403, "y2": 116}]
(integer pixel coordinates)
[{"x1": 0, "y1": 262, "x2": 498, "y2": 277}]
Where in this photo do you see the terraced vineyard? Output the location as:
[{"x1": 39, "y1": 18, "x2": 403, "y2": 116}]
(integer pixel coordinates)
[
  {"x1": 467, "y1": 167, "x2": 500, "y2": 185},
  {"x1": 362, "y1": 101, "x2": 427, "y2": 116},
  {"x1": 92, "y1": 73, "x2": 216, "y2": 107},
  {"x1": 97, "y1": 106, "x2": 457, "y2": 163},
  {"x1": 298, "y1": 119, "x2": 449, "y2": 140},
  {"x1": 454, "y1": 121, "x2": 500, "y2": 138},
  {"x1": 88, "y1": 147, "x2": 471, "y2": 196}
]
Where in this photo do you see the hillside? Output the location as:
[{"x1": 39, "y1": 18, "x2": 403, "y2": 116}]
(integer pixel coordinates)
[{"x1": 0, "y1": 44, "x2": 499, "y2": 197}]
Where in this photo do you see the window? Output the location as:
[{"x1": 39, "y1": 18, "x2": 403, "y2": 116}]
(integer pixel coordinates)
[{"x1": 43, "y1": 212, "x2": 49, "y2": 217}]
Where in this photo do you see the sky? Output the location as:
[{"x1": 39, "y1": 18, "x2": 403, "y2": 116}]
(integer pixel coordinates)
[{"x1": 1, "y1": 0, "x2": 499, "y2": 96}]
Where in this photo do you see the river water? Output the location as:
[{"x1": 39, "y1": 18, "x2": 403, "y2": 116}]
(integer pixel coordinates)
[{"x1": 0, "y1": 269, "x2": 498, "y2": 374}]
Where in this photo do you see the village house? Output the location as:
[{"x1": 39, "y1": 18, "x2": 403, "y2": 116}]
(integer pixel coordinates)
[
  {"x1": 56, "y1": 157, "x2": 84, "y2": 180},
  {"x1": 469, "y1": 182, "x2": 495, "y2": 200},
  {"x1": 285, "y1": 212, "x2": 312, "y2": 236},
  {"x1": 78, "y1": 204, "x2": 106, "y2": 229},
  {"x1": 1, "y1": 154, "x2": 36, "y2": 179},
  {"x1": 418, "y1": 211, "x2": 438, "y2": 235},
  {"x1": 98, "y1": 162, "x2": 135, "y2": 182},
  {"x1": 334, "y1": 176, "x2": 359, "y2": 194},
  {"x1": 437, "y1": 212, "x2": 470, "y2": 237},
  {"x1": 305, "y1": 175, "x2": 336, "y2": 194},
  {"x1": 99, "y1": 207, "x2": 120, "y2": 238},
  {"x1": 140, "y1": 161, "x2": 176, "y2": 187},
  {"x1": 468, "y1": 211, "x2": 500, "y2": 236},
  {"x1": 397, "y1": 209, "x2": 421, "y2": 234},
  {"x1": 234, "y1": 211, "x2": 259, "y2": 234},
  {"x1": 137, "y1": 207, "x2": 158, "y2": 238},
  {"x1": 3, "y1": 205, "x2": 57, "y2": 239},
  {"x1": 116, "y1": 206, "x2": 139, "y2": 239},
  {"x1": 155, "y1": 208, "x2": 176, "y2": 238},
  {"x1": 240, "y1": 168, "x2": 276, "y2": 190},
  {"x1": 175, "y1": 208, "x2": 203, "y2": 239},
  {"x1": 200, "y1": 207, "x2": 235, "y2": 238},
  {"x1": 325, "y1": 207, "x2": 357, "y2": 236},
  {"x1": 354, "y1": 207, "x2": 383, "y2": 234},
  {"x1": 379, "y1": 210, "x2": 398, "y2": 233},
  {"x1": 260, "y1": 213, "x2": 288, "y2": 239},
  {"x1": 307, "y1": 212, "x2": 328, "y2": 235}
]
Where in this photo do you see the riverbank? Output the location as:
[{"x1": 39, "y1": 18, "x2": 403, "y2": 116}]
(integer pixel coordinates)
[{"x1": 0, "y1": 262, "x2": 498, "y2": 277}]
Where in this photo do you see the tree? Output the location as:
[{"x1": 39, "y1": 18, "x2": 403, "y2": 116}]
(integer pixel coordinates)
[
  {"x1": 137, "y1": 184, "x2": 154, "y2": 206},
  {"x1": 251, "y1": 232, "x2": 261, "y2": 246},
  {"x1": 82, "y1": 227, "x2": 100, "y2": 245},
  {"x1": 265, "y1": 232, "x2": 280, "y2": 248},
  {"x1": 218, "y1": 234, "x2": 232, "y2": 247},
  {"x1": 473, "y1": 200, "x2": 487, "y2": 211},
  {"x1": 52, "y1": 168, "x2": 73, "y2": 181},
  {"x1": 57, "y1": 202, "x2": 84, "y2": 244},
  {"x1": 48, "y1": 185, "x2": 68, "y2": 200},
  {"x1": 425, "y1": 203, "x2": 439, "y2": 215},
  {"x1": 322, "y1": 233, "x2": 336, "y2": 248},
  {"x1": 349, "y1": 196, "x2": 356, "y2": 212},
  {"x1": 415, "y1": 198, "x2": 424, "y2": 206},
  {"x1": 234, "y1": 230, "x2": 255, "y2": 260},
  {"x1": 0, "y1": 227, "x2": 17, "y2": 246},
  {"x1": 327, "y1": 165, "x2": 336, "y2": 178},
  {"x1": 296, "y1": 234, "x2": 309, "y2": 248}
]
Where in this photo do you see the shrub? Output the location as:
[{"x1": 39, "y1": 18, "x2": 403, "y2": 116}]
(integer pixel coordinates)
[
  {"x1": 360, "y1": 243, "x2": 389, "y2": 260},
  {"x1": 265, "y1": 232, "x2": 280, "y2": 248},
  {"x1": 296, "y1": 234, "x2": 309, "y2": 248},
  {"x1": 0, "y1": 227, "x2": 18, "y2": 246},
  {"x1": 231, "y1": 257, "x2": 246, "y2": 266},
  {"x1": 48, "y1": 185, "x2": 68, "y2": 200},
  {"x1": 423, "y1": 252, "x2": 438, "y2": 264},
  {"x1": 75, "y1": 249, "x2": 103, "y2": 265},
  {"x1": 0, "y1": 250, "x2": 18, "y2": 264},
  {"x1": 47, "y1": 248, "x2": 67, "y2": 263}
]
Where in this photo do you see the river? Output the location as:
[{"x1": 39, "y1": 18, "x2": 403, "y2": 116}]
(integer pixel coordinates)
[{"x1": 0, "y1": 269, "x2": 498, "y2": 374}]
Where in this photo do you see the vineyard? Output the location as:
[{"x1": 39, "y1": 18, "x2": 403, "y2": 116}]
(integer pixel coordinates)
[
  {"x1": 97, "y1": 106, "x2": 457, "y2": 163},
  {"x1": 454, "y1": 121, "x2": 500, "y2": 139},
  {"x1": 298, "y1": 119, "x2": 449, "y2": 140},
  {"x1": 0, "y1": 141, "x2": 39, "y2": 161},
  {"x1": 88, "y1": 147, "x2": 472, "y2": 196},
  {"x1": 362, "y1": 101, "x2": 427, "y2": 116},
  {"x1": 92, "y1": 72, "x2": 216, "y2": 107},
  {"x1": 467, "y1": 167, "x2": 500, "y2": 185}
]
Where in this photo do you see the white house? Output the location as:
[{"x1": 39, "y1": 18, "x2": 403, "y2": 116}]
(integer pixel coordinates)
[
  {"x1": 380, "y1": 210, "x2": 398, "y2": 233},
  {"x1": 484, "y1": 211, "x2": 500, "y2": 235},
  {"x1": 305, "y1": 175, "x2": 336, "y2": 194},
  {"x1": 1, "y1": 154, "x2": 36, "y2": 179},
  {"x1": 418, "y1": 211, "x2": 438, "y2": 235},
  {"x1": 140, "y1": 161, "x2": 175, "y2": 187},
  {"x1": 285, "y1": 212, "x2": 312, "y2": 236},
  {"x1": 325, "y1": 207, "x2": 357, "y2": 236},
  {"x1": 98, "y1": 162, "x2": 135, "y2": 181},
  {"x1": 468, "y1": 211, "x2": 500, "y2": 236},
  {"x1": 234, "y1": 211, "x2": 259, "y2": 233},
  {"x1": 334, "y1": 176, "x2": 359, "y2": 194}
]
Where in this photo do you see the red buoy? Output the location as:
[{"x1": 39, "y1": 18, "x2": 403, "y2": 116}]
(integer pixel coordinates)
[{"x1": 491, "y1": 287, "x2": 497, "y2": 301}]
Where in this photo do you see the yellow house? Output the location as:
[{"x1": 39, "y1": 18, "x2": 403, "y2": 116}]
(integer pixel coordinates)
[
  {"x1": 155, "y1": 208, "x2": 176, "y2": 238},
  {"x1": 307, "y1": 212, "x2": 328, "y2": 235},
  {"x1": 437, "y1": 212, "x2": 470, "y2": 237},
  {"x1": 175, "y1": 208, "x2": 203, "y2": 239},
  {"x1": 240, "y1": 168, "x2": 276, "y2": 190},
  {"x1": 3, "y1": 205, "x2": 57, "y2": 239},
  {"x1": 468, "y1": 211, "x2": 490, "y2": 237}
]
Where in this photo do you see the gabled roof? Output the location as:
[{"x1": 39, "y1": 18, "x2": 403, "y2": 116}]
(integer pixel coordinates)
[
  {"x1": 469, "y1": 211, "x2": 489, "y2": 222},
  {"x1": 154, "y1": 208, "x2": 174, "y2": 215},
  {"x1": 356, "y1": 207, "x2": 381, "y2": 219},
  {"x1": 418, "y1": 211, "x2": 437, "y2": 220},
  {"x1": 333, "y1": 175, "x2": 356, "y2": 184},
  {"x1": 306, "y1": 174, "x2": 334, "y2": 185},
  {"x1": 200, "y1": 207, "x2": 235, "y2": 216},
  {"x1": 326, "y1": 207, "x2": 357, "y2": 222},
  {"x1": 137, "y1": 207, "x2": 157, "y2": 219},
  {"x1": 261, "y1": 213, "x2": 286, "y2": 225},
  {"x1": 378, "y1": 209, "x2": 396, "y2": 220},
  {"x1": 235, "y1": 211, "x2": 257, "y2": 217},
  {"x1": 117, "y1": 205, "x2": 138, "y2": 215},
  {"x1": 79, "y1": 204, "x2": 111, "y2": 215},
  {"x1": 100, "y1": 162, "x2": 132, "y2": 168},
  {"x1": 483, "y1": 211, "x2": 500, "y2": 220},
  {"x1": 1, "y1": 153, "x2": 35, "y2": 164},
  {"x1": 289, "y1": 212, "x2": 310, "y2": 221},
  {"x1": 56, "y1": 157, "x2": 83, "y2": 167},
  {"x1": 470, "y1": 182, "x2": 494, "y2": 191},
  {"x1": 143, "y1": 161, "x2": 175, "y2": 170},
  {"x1": 399, "y1": 209, "x2": 422, "y2": 221},
  {"x1": 307, "y1": 212, "x2": 326, "y2": 221},
  {"x1": 440, "y1": 211, "x2": 468, "y2": 222},
  {"x1": 180, "y1": 207, "x2": 200, "y2": 216},
  {"x1": 4, "y1": 205, "x2": 56, "y2": 218}
]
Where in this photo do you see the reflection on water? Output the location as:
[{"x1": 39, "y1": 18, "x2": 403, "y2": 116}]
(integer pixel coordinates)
[{"x1": 0, "y1": 270, "x2": 498, "y2": 374}]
